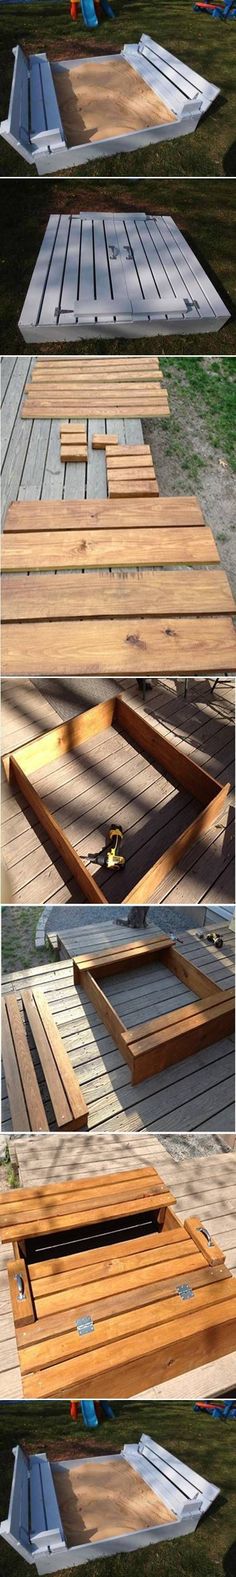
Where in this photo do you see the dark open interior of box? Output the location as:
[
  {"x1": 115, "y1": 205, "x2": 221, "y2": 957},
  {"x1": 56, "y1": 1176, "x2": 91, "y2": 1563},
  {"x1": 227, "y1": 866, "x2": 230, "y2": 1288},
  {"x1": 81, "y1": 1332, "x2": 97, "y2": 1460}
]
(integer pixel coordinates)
[{"x1": 23, "y1": 1206, "x2": 164, "y2": 1265}]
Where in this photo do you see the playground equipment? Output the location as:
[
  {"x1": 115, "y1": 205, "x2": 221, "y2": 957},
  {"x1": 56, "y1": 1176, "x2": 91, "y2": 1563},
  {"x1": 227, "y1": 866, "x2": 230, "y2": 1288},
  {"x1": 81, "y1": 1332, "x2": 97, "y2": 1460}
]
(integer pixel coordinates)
[
  {"x1": 70, "y1": 1400, "x2": 114, "y2": 1427},
  {"x1": 195, "y1": 1401, "x2": 236, "y2": 1417},
  {"x1": 71, "y1": 1, "x2": 114, "y2": 24},
  {"x1": 194, "y1": 2, "x2": 236, "y2": 16}
]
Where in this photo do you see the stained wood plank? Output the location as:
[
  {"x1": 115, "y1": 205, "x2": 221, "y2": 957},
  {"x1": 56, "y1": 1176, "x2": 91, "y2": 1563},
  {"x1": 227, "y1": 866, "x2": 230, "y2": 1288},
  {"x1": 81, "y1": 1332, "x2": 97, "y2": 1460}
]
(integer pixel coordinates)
[
  {"x1": 22, "y1": 989, "x2": 88, "y2": 1130},
  {"x1": 2, "y1": 996, "x2": 48, "y2": 1132},
  {"x1": 1, "y1": 530, "x2": 219, "y2": 573},
  {"x1": 2, "y1": 617, "x2": 236, "y2": 676},
  {"x1": 4, "y1": 498, "x2": 203, "y2": 530},
  {"x1": 2, "y1": 571, "x2": 234, "y2": 619}
]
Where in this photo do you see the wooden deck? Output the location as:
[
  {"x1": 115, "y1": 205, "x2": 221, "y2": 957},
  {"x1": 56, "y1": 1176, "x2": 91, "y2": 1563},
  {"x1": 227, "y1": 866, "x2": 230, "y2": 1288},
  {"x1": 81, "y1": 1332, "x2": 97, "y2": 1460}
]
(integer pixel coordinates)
[
  {"x1": 1, "y1": 675, "x2": 235, "y2": 905},
  {"x1": 2, "y1": 925, "x2": 235, "y2": 1135},
  {"x1": 0, "y1": 1138, "x2": 235, "y2": 1401}
]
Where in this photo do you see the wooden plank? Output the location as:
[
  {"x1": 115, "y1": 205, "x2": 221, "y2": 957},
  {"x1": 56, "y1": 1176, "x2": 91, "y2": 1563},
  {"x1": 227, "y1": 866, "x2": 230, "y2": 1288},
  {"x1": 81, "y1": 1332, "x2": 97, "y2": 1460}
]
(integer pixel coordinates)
[
  {"x1": 21, "y1": 989, "x2": 88, "y2": 1130},
  {"x1": 1, "y1": 530, "x2": 219, "y2": 573},
  {"x1": 29, "y1": 1234, "x2": 193, "y2": 1292},
  {"x1": 127, "y1": 990, "x2": 233, "y2": 1043},
  {"x1": 22, "y1": 1296, "x2": 236, "y2": 1399},
  {"x1": 1, "y1": 1000, "x2": 34, "y2": 1131},
  {"x1": 31, "y1": 1254, "x2": 210, "y2": 1325},
  {"x1": 22, "y1": 398, "x2": 169, "y2": 417},
  {"x1": 3, "y1": 615, "x2": 236, "y2": 677},
  {"x1": 0, "y1": 1167, "x2": 158, "y2": 1219},
  {"x1": 4, "y1": 755, "x2": 108, "y2": 903},
  {"x1": 128, "y1": 996, "x2": 235, "y2": 1084},
  {"x1": 2, "y1": 996, "x2": 48, "y2": 1132},
  {"x1": 74, "y1": 938, "x2": 171, "y2": 978},
  {"x1": 93, "y1": 436, "x2": 119, "y2": 449},
  {"x1": 19, "y1": 1280, "x2": 236, "y2": 1388},
  {"x1": 108, "y1": 481, "x2": 159, "y2": 496},
  {"x1": 3, "y1": 1175, "x2": 173, "y2": 1232},
  {"x1": 1, "y1": 1190, "x2": 173, "y2": 1244},
  {"x1": 4, "y1": 498, "x2": 203, "y2": 530},
  {"x1": 2, "y1": 571, "x2": 234, "y2": 619},
  {"x1": 7, "y1": 1258, "x2": 35, "y2": 1328},
  {"x1": 184, "y1": 1217, "x2": 225, "y2": 1265}
]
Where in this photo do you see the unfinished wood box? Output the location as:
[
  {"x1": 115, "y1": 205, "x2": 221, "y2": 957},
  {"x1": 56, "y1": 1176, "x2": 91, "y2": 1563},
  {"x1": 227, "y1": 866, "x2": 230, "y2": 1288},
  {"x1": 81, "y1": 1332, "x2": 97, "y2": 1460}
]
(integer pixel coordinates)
[
  {"x1": 1, "y1": 1166, "x2": 236, "y2": 1400},
  {"x1": 2, "y1": 695, "x2": 231, "y2": 904},
  {"x1": 73, "y1": 935, "x2": 235, "y2": 1084},
  {"x1": 0, "y1": 1436, "x2": 219, "y2": 1570}
]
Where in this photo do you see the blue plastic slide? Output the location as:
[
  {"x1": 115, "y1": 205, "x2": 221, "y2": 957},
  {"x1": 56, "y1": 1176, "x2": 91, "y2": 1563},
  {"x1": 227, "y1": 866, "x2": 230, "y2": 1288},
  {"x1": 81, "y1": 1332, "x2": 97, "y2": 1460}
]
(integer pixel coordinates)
[
  {"x1": 80, "y1": 1400, "x2": 98, "y2": 1427},
  {"x1": 81, "y1": 0, "x2": 114, "y2": 27}
]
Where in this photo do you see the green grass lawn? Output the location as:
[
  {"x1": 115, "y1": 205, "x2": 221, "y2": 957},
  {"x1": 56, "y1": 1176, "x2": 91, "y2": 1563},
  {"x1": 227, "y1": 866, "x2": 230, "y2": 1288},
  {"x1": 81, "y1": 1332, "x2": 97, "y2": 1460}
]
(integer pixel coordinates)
[
  {"x1": 0, "y1": 1, "x2": 236, "y2": 177},
  {"x1": 1, "y1": 175, "x2": 235, "y2": 353},
  {"x1": 162, "y1": 355, "x2": 236, "y2": 469},
  {"x1": 1, "y1": 905, "x2": 49, "y2": 974},
  {"x1": 0, "y1": 1401, "x2": 235, "y2": 1577}
]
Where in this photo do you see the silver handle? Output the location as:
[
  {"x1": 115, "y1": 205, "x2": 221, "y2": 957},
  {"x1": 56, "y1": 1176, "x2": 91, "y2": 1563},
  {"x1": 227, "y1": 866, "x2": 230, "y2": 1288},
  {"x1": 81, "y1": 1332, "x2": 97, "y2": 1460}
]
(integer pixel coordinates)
[{"x1": 15, "y1": 1273, "x2": 25, "y2": 1301}]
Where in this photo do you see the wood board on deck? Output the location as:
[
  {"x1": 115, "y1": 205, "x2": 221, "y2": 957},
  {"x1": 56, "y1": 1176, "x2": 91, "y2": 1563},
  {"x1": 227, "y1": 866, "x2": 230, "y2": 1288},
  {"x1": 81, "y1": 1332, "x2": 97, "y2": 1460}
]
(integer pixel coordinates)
[
  {"x1": 1, "y1": 1166, "x2": 236, "y2": 1399},
  {"x1": 18, "y1": 215, "x2": 230, "y2": 343},
  {"x1": 2, "y1": 694, "x2": 231, "y2": 905},
  {"x1": 2, "y1": 494, "x2": 236, "y2": 676},
  {"x1": 22, "y1": 355, "x2": 169, "y2": 417}
]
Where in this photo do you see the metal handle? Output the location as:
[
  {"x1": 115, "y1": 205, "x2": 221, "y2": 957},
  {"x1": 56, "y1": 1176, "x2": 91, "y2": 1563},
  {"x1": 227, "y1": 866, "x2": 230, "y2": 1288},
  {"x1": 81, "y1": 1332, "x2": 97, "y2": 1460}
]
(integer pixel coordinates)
[
  {"x1": 199, "y1": 1226, "x2": 212, "y2": 1246},
  {"x1": 15, "y1": 1273, "x2": 25, "y2": 1301}
]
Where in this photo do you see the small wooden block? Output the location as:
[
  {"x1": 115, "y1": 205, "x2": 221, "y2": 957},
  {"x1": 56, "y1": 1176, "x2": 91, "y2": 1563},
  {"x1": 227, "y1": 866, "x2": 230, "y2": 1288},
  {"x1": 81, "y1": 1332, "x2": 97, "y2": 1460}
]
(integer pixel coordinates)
[
  {"x1": 92, "y1": 435, "x2": 119, "y2": 449},
  {"x1": 61, "y1": 447, "x2": 88, "y2": 463}
]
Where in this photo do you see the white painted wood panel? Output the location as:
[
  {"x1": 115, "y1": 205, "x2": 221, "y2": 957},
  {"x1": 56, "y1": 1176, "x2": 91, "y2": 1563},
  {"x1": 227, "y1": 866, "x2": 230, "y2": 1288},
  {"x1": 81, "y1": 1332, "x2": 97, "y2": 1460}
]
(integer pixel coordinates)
[
  {"x1": 19, "y1": 213, "x2": 230, "y2": 342},
  {"x1": 0, "y1": 39, "x2": 219, "y2": 173}
]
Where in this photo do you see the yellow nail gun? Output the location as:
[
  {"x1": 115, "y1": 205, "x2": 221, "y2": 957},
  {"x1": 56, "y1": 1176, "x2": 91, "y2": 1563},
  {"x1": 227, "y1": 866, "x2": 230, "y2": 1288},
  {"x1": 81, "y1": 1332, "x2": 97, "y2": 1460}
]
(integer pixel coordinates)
[
  {"x1": 105, "y1": 825, "x2": 126, "y2": 869},
  {"x1": 86, "y1": 825, "x2": 126, "y2": 871}
]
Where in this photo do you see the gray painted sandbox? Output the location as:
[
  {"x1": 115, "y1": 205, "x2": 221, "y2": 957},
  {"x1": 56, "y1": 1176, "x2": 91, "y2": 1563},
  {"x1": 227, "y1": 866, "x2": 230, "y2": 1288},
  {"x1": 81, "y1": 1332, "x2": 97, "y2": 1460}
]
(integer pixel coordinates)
[
  {"x1": 18, "y1": 211, "x2": 230, "y2": 342},
  {"x1": 0, "y1": 36, "x2": 219, "y2": 173},
  {"x1": 0, "y1": 1434, "x2": 219, "y2": 1571}
]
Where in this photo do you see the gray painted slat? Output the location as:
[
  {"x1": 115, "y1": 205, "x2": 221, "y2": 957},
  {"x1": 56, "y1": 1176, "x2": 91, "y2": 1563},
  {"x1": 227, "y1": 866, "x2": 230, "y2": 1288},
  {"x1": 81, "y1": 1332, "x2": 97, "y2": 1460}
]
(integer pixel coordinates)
[
  {"x1": 1, "y1": 357, "x2": 17, "y2": 401},
  {"x1": 2, "y1": 355, "x2": 32, "y2": 464},
  {"x1": 18, "y1": 421, "x2": 51, "y2": 501},
  {"x1": 59, "y1": 216, "x2": 82, "y2": 320},
  {"x1": 42, "y1": 420, "x2": 64, "y2": 500}
]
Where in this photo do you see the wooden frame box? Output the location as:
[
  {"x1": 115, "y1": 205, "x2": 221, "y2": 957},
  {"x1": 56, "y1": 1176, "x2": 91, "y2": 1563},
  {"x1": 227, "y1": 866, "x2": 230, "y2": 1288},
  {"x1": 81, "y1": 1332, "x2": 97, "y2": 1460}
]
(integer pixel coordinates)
[
  {"x1": 2, "y1": 695, "x2": 230, "y2": 906},
  {"x1": 74, "y1": 936, "x2": 235, "y2": 1084},
  {"x1": 1, "y1": 1166, "x2": 236, "y2": 1400},
  {"x1": 0, "y1": 38, "x2": 219, "y2": 174},
  {"x1": 0, "y1": 1437, "x2": 219, "y2": 1571}
]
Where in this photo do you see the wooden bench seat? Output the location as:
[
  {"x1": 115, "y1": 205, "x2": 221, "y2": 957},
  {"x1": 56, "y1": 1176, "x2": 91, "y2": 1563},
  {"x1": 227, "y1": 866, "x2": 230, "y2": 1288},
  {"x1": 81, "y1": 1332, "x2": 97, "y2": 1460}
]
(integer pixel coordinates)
[{"x1": 2, "y1": 990, "x2": 88, "y2": 1132}]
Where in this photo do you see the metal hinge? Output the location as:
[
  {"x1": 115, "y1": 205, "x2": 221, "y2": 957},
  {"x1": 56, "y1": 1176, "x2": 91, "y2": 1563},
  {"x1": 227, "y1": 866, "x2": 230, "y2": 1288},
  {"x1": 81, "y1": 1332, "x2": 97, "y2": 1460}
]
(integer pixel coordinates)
[
  {"x1": 76, "y1": 1315, "x2": 94, "y2": 1335},
  {"x1": 177, "y1": 1283, "x2": 194, "y2": 1301}
]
